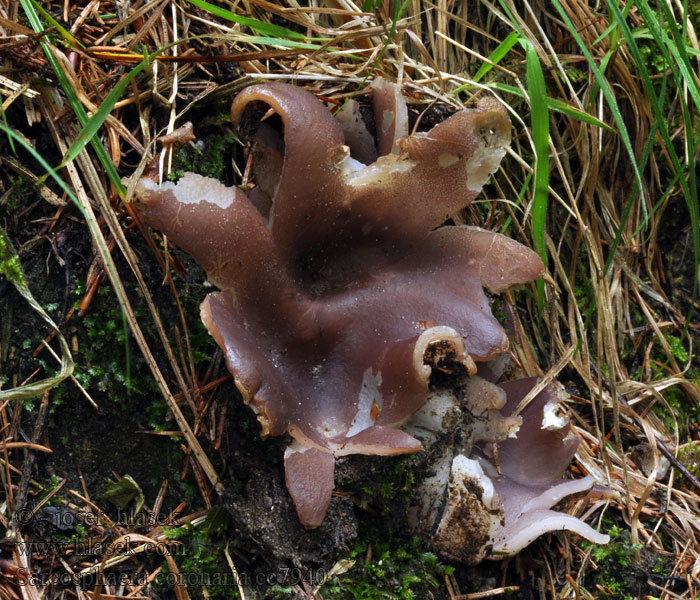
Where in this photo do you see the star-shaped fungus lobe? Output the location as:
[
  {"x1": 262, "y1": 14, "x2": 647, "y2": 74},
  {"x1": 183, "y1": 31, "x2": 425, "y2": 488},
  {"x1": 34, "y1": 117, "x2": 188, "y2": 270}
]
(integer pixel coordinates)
[
  {"x1": 483, "y1": 378, "x2": 611, "y2": 556},
  {"x1": 133, "y1": 81, "x2": 544, "y2": 528}
]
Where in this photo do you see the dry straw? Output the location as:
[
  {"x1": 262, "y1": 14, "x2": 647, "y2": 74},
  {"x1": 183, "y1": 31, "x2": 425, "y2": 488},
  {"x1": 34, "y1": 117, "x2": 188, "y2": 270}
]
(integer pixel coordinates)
[{"x1": 0, "y1": 0, "x2": 698, "y2": 598}]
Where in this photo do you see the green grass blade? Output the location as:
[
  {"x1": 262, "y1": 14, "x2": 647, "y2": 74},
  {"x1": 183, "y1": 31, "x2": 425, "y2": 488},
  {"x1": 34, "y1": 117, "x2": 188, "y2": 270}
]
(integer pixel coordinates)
[
  {"x1": 652, "y1": 0, "x2": 700, "y2": 110},
  {"x1": 0, "y1": 125, "x2": 86, "y2": 401},
  {"x1": 593, "y1": 3, "x2": 633, "y2": 46},
  {"x1": 521, "y1": 38, "x2": 549, "y2": 310},
  {"x1": 241, "y1": 36, "x2": 321, "y2": 50},
  {"x1": 631, "y1": 172, "x2": 680, "y2": 238},
  {"x1": 0, "y1": 125, "x2": 81, "y2": 211},
  {"x1": 588, "y1": 48, "x2": 615, "y2": 103},
  {"x1": 609, "y1": 0, "x2": 698, "y2": 315},
  {"x1": 552, "y1": 0, "x2": 647, "y2": 219},
  {"x1": 186, "y1": 0, "x2": 305, "y2": 40},
  {"x1": 491, "y1": 83, "x2": 614, "y2": 131},
  {"x1": 19, "y1": 0, "x2": 126, "y2": 197},
  {"x1": 1, "y1": 104, "x2": 16, "y2": 154},
  {"x1": 29, "y1": 0, "x2": 85, "y2": 49},
  {"x1": 59, "y1": 52, "x2": 155, "y2": 168},
  {"x1": 601, "y1": 121, "x2": 655, "y2": 278},
  {"x1": 0, "y1": 225, "x2": 74, "y2": 402},
  {"x1": 545, "y1": 97, "x2": 614, "y2": 131},
  {"x1": 0, "y1": 110, "x2": 131, "y2": 390},
  {"x1": 473, "y1": 31, "x2": 520, "y2": 85},
  {"x1": 59, "y1": 32, "x2": 320, "y2": 168},
  {"x1": 450, "y1": 31, "x2": 520, "y2": 95},
  {"x1": 521, "y1": 41, "x2": 549, "y2": 259},
  {"x1": 496, "y1": 0, "x2": 521, "y2": 35}
]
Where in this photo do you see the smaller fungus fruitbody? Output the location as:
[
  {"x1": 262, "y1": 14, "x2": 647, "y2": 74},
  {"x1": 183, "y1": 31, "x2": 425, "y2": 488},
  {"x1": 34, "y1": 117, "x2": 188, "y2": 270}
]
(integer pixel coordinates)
[{"x1": 134, "y1": 79, "x2": 608, "y2": 561}]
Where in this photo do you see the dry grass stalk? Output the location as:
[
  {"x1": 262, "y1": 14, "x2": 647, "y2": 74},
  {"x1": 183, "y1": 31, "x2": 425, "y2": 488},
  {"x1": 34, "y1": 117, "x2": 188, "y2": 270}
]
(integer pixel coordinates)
[{"x1": 0, "y1": 0, "x2": 699, "y2": 598}]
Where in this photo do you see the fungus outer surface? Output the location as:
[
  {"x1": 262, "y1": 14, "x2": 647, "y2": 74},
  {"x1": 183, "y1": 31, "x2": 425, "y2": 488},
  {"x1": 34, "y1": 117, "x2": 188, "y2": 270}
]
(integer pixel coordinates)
[{"x1": 133, "y1": 80, "x2": 606, "y2": 558}]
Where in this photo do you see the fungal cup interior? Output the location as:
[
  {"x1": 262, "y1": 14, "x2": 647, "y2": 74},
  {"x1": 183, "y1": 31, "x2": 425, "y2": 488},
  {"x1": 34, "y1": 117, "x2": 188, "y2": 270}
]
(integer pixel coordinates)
[{"x1": 133, "y1": 79, "x2": 608, "y2": 560}]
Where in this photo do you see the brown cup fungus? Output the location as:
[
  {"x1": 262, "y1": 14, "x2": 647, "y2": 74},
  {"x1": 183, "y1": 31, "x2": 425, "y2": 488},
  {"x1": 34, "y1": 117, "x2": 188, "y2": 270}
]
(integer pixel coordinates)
[{"x1": 133, "y1": 79, "x2": 608, "y2": 561}]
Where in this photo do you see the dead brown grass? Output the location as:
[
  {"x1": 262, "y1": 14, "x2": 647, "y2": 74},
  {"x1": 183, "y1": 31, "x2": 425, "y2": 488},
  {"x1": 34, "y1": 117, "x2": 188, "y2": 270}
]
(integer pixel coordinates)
[{"x1": 0, "y1": 0, "x2": 699, "y2": 598}]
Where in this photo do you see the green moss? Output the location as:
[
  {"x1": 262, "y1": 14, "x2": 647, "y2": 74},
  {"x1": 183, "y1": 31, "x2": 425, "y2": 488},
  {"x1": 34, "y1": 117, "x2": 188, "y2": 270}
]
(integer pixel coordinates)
[
  {"x1": 173, "y1": 132, "x2": 238, "y2": 183},
  {"x1": 0, "y1": 227, "x2": 27, "y2": 287},
  {"x1": 676, "y1": 443, "x2": 700, "y2": 485},
  {"x1": 556, "y1": 58, "x2": 588, "y2": 84},
  {"x1": 67, "y1": 285, "x2": 155, "y2": 399},
  {"x1": 39, "y1": 475, "x2": 67, "y2": 506},
  {"x1": 348, "y1": 454, "x2": 419, "y2": 518},
  {"x1": 0, "y1": 175, "x2": 30, "y2": 221},
  {"x1": 56, "y1": 266, "x2": 214, "y2": 414},
  {"x1": 156, "y1": 509, "x2": 237, "y2": 599},
  {"x1": 582, "y1": 525, "x2": 645, "y2": 600},
  {"x1": 638, "y1": 38, "x2": 668, "y2": 75},
  {"x1": 321, "y1": 536, "x2": 453, "y2": 600},
  {"x1": 626, "y1": 330, "x2": 699, "y2": 440}
]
